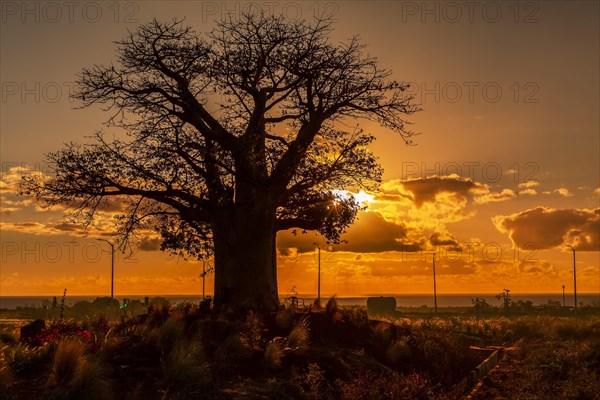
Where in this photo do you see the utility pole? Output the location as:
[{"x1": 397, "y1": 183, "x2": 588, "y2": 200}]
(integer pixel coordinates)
[
  {"x1": 432, "y1": 253, "x2": 438, "y2": 314},
  {"x1": 97, "y1": 239, "x2": 115, "y2": 299},
  {"x1": 199, "y1": 260, "x2": 213, "y2": 301},
  {"x1": 314, "y1": 243, "x2": 321, "y2": 304},
  {"x1": 566, "y1": 245, "x2": 577, "y2": 317}
]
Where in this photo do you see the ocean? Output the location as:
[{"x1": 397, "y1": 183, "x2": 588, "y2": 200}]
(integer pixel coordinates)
[{"x1": 1, "y1": 293, "x2": 599, "y2": 310}]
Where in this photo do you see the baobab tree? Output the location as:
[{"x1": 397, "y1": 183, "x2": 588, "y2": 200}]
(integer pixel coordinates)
[{"x1": 22, "y1": 13, "x2": 419, "y2": 312}]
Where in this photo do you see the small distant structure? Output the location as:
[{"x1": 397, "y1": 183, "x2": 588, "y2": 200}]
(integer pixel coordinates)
[{"x1": 367, "y1": 296, "x2": 397, "y2": 314}]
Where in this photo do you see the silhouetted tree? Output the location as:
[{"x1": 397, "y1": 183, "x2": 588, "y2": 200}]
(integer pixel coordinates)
[{"x1": 22, "y1": 13, "x2": 419, "y2": 312}]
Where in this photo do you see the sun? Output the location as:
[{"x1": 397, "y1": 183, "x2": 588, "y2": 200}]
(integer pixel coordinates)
[{"x1": 332, "y1": 190, "x2": 375, "y2": 206}]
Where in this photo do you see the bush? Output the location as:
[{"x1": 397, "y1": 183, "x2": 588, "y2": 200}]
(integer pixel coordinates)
[
  {"x1": 275, "y1": 308, "x2": 294, "y2": 332},
  {"x1": 386, "y1": 337, "x2": 412, "y2": 367},
  {"x1": 158, "y1": 317, "x2": 185, "y2": 358}
]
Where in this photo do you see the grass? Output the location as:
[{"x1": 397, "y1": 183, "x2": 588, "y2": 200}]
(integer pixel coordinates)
[
  {"x1": 48, "y1": 340, "x2": 85, "y2": 387},
  {"x1": 1, "y1": 305, "x2": 598, "y2": 399},
  {"x1": 287, "y1": 317, "x2": 310, "y2": 350},
  {"x1": 163, "y1": 342, "x2": 211, "y2": 397},
  {"x1": 471, "y1": 317, "x2": 600, "y2": 400}
]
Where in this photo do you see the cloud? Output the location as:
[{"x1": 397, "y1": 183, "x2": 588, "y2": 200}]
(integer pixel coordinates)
[
  {"x1": 518, "y1": 189, "x2": 537, "y2": 196},
  {"x1": 277, "y1": 211, "x2": 419, "y2": 254},
  {"x1": 554, "y1": 187, "x2": 573, "y2": 197},
  {"x1": 518, "y1": 261, "x2": 558, "y2": 277},
  {"x1": 381, "y1": 175, "x2": 488, "y2": 207},
  {"x1": 429, "y1": 232, "x2": 459, "y2": 247},
  {"x1": 518, "y1": 180, "x2": 540, "y2": 188},
  {"x1": 474, "y1": 189, "x2": 517, "y2": 204},
  {"x1": 139, "y1": 237, "x2": 162, "y2": 251},
  {"x1": 494, "y1": 207, "x2": 599, "y2": 251},
  {"x1": 381, "y1": 175, "x2": 515, "y2": 208}
]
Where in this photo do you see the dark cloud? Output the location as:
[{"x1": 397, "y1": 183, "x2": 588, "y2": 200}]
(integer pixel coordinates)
[
  {"x1": 430, "y1": 232, "x2": 459, "y2": 247},
  {"x1": 53, "y1": 223, "x2": 84, "y2": 232},
  {"x1": 384, "y1": 176, "x2": 487, "y2": 207},
  {"x1": 494, "y1": 207, "x2": 599, "y2": 251},
  {"x1": 139, "y1": 237, "x2": 162, "y2": 251},
  {"x1": 381, "y1": 176, "x2": 513, "y2": 207},
  {"x1": 277, "y1": 211, "x2": 418, "y2": 254}
]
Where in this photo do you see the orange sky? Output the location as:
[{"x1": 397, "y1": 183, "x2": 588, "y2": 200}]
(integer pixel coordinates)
[{"x1": 1, "y1": 1, "x2": 599, "y2": 298}]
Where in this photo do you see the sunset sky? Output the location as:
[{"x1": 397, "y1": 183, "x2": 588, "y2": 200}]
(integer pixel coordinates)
[{"x1": 1, "y1": 1, "x2": 599, "y2": 299}]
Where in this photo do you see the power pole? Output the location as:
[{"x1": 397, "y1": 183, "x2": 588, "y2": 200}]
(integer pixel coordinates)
[
  {"x1": 97, "y1": 239, "x2": 115, "y2": 299},
  {"x1": 566, "y1": 245, "x2": 577, "y2": 317},
  {"x1": 433, "y1": 253, "x2": 438, "y2": 314},
  {"x1": 314, "y1": 243, "x2": 321, "y2": 304}
]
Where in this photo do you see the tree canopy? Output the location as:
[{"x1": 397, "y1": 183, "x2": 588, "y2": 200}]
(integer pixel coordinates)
[{"x1": 22, "y1": 13, "x2": 419, "y2": 310}]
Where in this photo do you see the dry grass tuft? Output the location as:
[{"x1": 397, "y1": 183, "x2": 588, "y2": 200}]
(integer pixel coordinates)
[
  {"x1": 263, "y1": 339, "x2": 285, "y2": 369},
  {"x1": 48, "y1": 340, "x2": 85, "y2": 387},
  {"x1": 68, "y1": 359, "x2": 112, "y2": 400},
  {"x1": 288, "y1": 317, "x2": 310, "y2": 349},
  {"x1": 163, "y1": 341, "x2": 211, "y2": 396}
]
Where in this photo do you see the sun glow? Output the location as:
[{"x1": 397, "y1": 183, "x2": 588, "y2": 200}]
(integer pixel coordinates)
[{"x1": 332, "y1": 190, "x2": 375, "y2": 206}]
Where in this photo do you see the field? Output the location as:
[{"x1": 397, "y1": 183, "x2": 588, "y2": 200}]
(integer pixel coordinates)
[{"x1": 1, "y1": 298, "x2": 599, "y2": 400}]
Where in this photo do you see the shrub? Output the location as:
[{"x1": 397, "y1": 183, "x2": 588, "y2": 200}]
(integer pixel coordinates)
[
  {"x1": 295, "y1": 363, "x2": 331, "y2": 400},
  {"x1": 385, "y1": 337, "x2": 412, "y2": 367},
  {"x1": 371, "y1": 322, "x2": 392, "y2": 347},
  {"x1": 326, "y1": 296, "x2": 339, "y2": 317},
  {"x1": 275, "y1": 308, "x2": 294, "y2": 332},
  {"x1": 213, "y1": 333, "x2": 252, "y2": 370},
  {"x1": 159, "y1": 317, "x2": 185, "y2": 359}
]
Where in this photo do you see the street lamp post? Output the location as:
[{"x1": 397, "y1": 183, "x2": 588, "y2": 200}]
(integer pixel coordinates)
[
  {"x1": 97, "y1": 239, "x2": 115, "y2": 299},
  {"x1": 314, "y1": 243, "x2": 321, "y2": 305},
  {"x1": 566, "y1": 245, "x2": 577, "y2": 316}
]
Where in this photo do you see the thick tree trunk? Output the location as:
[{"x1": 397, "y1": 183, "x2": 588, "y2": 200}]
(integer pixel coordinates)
[{"x1": 212, "y1": 202, "x2": 279, "y2": 312}]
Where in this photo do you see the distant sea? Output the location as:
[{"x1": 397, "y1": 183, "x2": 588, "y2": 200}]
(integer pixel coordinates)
[{"x1": 1, "y1": 293, "x2": 599, "y2": 310}]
